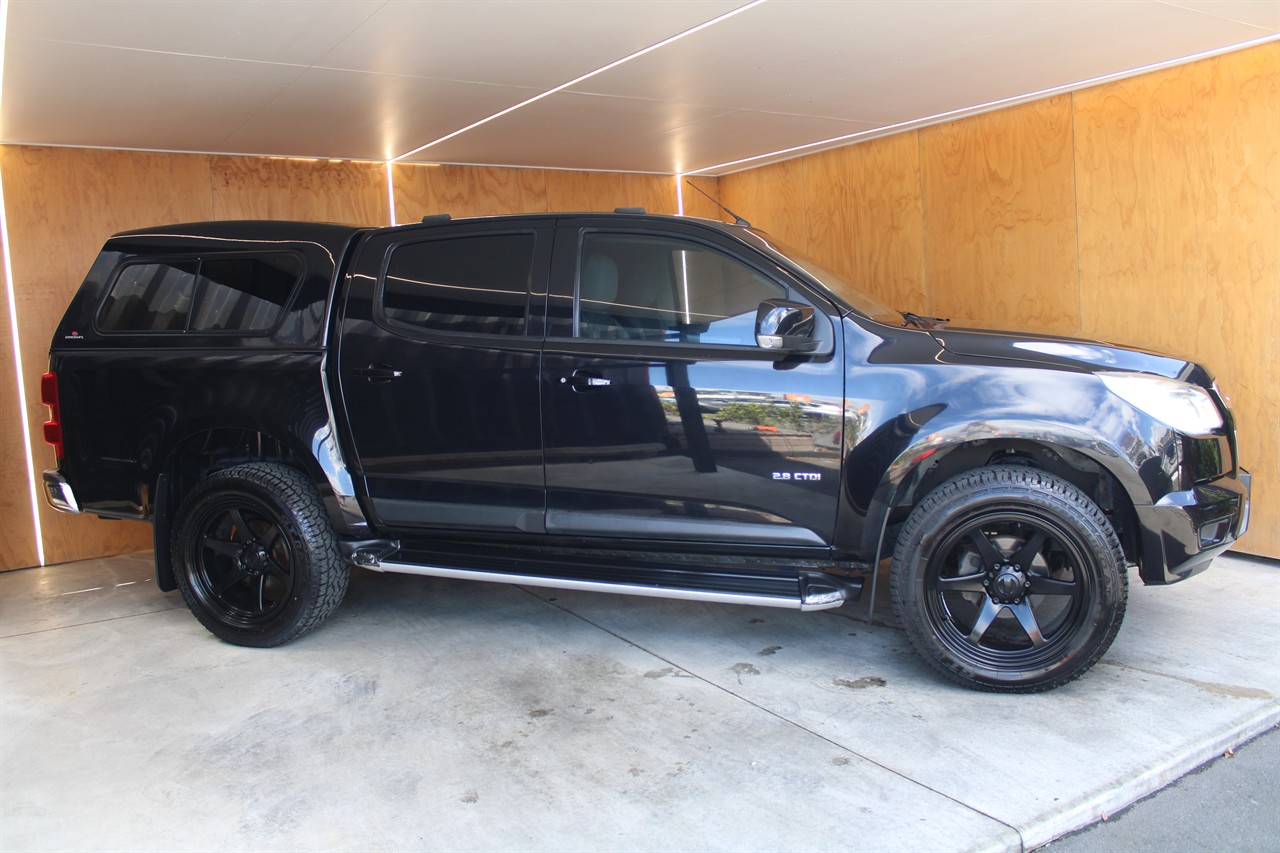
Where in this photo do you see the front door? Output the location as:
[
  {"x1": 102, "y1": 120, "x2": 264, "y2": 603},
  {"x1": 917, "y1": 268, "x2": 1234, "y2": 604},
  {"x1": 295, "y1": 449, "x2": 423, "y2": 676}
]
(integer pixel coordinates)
[
  {"x1": 541, "y1": 219, "x2": 845, "y2": 548},
  {"x1": 336, "y1": 220, "x2": 552, "y2": 535}
]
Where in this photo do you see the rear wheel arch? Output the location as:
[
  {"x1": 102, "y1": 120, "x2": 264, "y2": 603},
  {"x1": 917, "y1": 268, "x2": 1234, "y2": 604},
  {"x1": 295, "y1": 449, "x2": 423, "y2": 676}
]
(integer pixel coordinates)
[{"x1": 152, "y1": 427, "x2": 337, "y2": 591}]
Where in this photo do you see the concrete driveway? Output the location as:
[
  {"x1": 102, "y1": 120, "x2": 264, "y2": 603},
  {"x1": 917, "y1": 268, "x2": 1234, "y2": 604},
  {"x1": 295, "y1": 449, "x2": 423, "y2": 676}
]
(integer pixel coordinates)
[{"x1": 2, "y1": 551, "x2": 1277, "y2": 851}]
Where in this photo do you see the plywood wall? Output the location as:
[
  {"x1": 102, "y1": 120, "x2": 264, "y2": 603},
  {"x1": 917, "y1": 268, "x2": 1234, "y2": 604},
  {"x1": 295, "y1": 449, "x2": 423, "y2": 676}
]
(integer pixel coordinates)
[
  {"x1": 210, "y1": 156, "x2": 391, "y2": 224},
  {"x1": 721, "y1": 43, "x2": 1279, "y2": 559},
  {"x1": 1074, "y1": 45, "x2": 1279, "y2": 561},
  {"x1": 0, "y1": 148, "x2": 691, "y2": 570},
  {"x1": 391, "y1": 164, "x2": 687, "y2": 223}
]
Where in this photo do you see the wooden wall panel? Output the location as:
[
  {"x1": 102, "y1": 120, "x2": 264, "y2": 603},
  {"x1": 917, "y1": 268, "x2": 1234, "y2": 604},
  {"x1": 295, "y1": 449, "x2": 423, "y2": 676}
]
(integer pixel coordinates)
[
  {"x1": 680, "y1": 176, "x2": 726, "y2": 222},
  {"x1": 0, "y1": 252, "x2": 40, "y2": 571},
  {"x1": 719, "y1": 137, "x2": 925, "y2": 312},
  {"x1": 544, "y1": 170, "x2": 678, "y2": 215},
  {"x1": 1074, "y1": 43, "x2": 1279, "y2": 558},
  {"x1": 720, "y1": 157, "x2": 809, "y2": 249},
  {"x1": 394, "y1": 165, "x2": 685, "y2": 223},
  {"x1": 210, "y1": 157, "x2": 389, "y2": 225},
  {"x1": 393, "y1": 164, "x2": 549, "y2": 223},
  {"x1": 807, "y1": 136, "x2": 927, "y2": 312},
  {"x1": 1, "y1": 146, "x2": 217, "y2": 565},
  {"x1": 920, "y1": 95, "x2": 1080, "y2": 334}
]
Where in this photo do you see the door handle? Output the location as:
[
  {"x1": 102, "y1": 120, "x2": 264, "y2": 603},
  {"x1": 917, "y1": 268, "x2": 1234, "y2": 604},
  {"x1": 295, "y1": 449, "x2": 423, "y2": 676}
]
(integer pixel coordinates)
[
  {"x1": 354, "y1": 363, "x2": 403, "y2": 383},
  {"x1": 563, "y1": 369, "x2": 611, "y2": 392}
]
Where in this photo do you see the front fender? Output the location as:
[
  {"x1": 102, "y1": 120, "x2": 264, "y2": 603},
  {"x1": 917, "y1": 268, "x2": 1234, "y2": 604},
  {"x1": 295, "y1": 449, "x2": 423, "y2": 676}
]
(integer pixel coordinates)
[{"x1": 848, "y1": 413, "x2": 1160, "y2": 559}]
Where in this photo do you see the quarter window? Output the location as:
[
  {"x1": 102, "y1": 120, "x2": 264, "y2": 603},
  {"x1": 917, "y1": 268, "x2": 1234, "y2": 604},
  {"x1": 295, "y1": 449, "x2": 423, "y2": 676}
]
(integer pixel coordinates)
[
  {"x1": 98, "y1": 261, "x2": 199, "y2": 332},
  {"x1": 382, "y1": 234, "x2": 534, "y2": 336},
  {"x1": 189, "y1": 255, "x2": 302, "y2": 332},
  {"x1": 98, "y1": 253, "x2": 302, "y2": 334},
  {"x1": 578, "y1": 234, "x2": 786, "y2": 346}
]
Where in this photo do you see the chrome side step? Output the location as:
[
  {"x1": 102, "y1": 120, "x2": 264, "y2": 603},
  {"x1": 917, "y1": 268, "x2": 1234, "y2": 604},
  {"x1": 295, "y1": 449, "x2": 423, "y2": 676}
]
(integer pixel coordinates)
[{"x1": 371, "y1": 560, "x2": 852, "y2": 611}]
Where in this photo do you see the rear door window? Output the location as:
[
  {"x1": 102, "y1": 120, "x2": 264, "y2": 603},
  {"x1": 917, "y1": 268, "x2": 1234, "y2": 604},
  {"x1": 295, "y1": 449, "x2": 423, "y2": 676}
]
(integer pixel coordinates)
[{"x1": 381, "y1": 233, "x2": 535, "y2": 337}]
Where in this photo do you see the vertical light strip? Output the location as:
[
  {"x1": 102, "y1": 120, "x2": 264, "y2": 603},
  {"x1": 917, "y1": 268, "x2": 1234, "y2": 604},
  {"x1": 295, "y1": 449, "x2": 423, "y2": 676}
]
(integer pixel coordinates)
[
  {"x1": 0, "y1": 164, "x2": 48, "y2": 568},
  {"x1": 679, "y1": 250, "x2": 691, "y2": 325},
  {"x1": 385, "y1": 161, "x2": 397, "y2": 226},
  {"x1": 675, "y1": 174, "x2": 685, "y2": 216},
  {"x1": 0, "y1": 0, "x2": 46, "y2": 566}
]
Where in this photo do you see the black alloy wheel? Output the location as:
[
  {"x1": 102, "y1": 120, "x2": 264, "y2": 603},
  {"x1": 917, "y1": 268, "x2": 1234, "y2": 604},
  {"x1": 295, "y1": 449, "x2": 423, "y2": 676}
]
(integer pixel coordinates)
[
  {"x1": 186, "y1": 501, "x2": 296, "y2": 628},
  {"x1": 172, "y1": 462, "x2": 348, "y2": 647},
  {"x1": 891, "y1": 466, "x2": 1127, "y2": 692}
]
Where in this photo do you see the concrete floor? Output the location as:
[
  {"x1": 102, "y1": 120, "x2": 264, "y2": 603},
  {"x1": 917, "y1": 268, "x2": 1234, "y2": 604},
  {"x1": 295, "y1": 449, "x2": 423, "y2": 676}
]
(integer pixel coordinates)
[{"x1": 1, "y1": 550, "x2": 1277, "y2": 852}]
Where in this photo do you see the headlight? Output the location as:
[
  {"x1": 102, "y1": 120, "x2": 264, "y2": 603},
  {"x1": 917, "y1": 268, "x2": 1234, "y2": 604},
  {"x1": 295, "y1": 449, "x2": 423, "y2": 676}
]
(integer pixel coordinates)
[{"x1": 1099, "y1": 372, "x2": 1223, "y2": 434}]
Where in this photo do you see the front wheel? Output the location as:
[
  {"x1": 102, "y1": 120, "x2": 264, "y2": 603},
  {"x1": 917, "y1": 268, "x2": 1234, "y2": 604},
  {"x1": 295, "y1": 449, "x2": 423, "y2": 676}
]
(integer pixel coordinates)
[
  {"x1": 890, "y1": 466, "x2": 1127, "y2": 692},
  {"x1": 172, "y1": 462, "x2": 348, "y2": 647}
]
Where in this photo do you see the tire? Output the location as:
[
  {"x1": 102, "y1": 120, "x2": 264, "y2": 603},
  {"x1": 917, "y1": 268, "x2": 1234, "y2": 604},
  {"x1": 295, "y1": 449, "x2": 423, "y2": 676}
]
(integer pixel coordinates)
[
  {"x1": 171, "y1": 462, "x2": 348, "y2": 647},
  {"x1": 890, "y1": 466, "x2": 1127, "y2": 692}
]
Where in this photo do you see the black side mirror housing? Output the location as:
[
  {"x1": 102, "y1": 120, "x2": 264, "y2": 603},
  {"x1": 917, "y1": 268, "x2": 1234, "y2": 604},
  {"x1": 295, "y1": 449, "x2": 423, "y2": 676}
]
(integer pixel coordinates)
[{"x1": 755, "y1": 299, "x2": 818, "y2": 353}]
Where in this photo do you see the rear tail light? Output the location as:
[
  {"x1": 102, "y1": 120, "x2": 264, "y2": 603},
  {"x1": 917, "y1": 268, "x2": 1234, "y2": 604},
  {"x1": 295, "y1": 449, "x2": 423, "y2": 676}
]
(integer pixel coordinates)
[{"x1": 41, "y1": 372, "x2": 64, "y2": 459}]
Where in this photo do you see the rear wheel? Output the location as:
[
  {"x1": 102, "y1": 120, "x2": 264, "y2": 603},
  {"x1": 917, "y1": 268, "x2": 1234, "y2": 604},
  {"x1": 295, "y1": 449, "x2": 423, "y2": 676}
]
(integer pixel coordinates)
[
  {"x1": 172, "y1": 462, "x2": 348, "y2": 647},
  {"x1": 890, "y1": 466, "x2": 1127, "y2": 692}
]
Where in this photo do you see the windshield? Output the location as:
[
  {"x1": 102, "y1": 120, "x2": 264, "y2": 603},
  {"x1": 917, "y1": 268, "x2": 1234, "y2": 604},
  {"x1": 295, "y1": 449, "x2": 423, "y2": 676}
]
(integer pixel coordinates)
[{"x1": 742, "y1": 229, "x2": 901, "y2": 324}]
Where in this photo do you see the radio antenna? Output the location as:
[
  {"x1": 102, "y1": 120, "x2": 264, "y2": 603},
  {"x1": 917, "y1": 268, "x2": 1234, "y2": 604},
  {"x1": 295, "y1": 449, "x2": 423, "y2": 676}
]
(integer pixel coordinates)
[{"x1": 684, "y1": 180, "x2": 751, "y2": 228}]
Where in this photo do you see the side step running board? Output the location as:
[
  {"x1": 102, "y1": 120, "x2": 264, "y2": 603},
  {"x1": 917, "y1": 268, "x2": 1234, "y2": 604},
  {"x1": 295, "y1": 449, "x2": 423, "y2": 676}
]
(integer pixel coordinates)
[{"x1": 371, "y1": 561, "x2": 857, "y2": 612}]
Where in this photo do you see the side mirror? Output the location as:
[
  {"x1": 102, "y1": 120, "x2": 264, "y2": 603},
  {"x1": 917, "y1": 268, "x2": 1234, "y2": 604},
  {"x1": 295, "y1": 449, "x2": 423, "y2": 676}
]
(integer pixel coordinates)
[{"x1": 755, "y1": 299, "x2": 818, "y2": 352}]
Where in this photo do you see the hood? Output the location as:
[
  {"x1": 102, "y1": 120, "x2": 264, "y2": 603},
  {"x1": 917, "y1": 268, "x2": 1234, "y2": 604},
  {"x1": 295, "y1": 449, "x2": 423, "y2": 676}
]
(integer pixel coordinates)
[{"x1": 929, "y1": 327, "x2": 1206, "y2": 383}]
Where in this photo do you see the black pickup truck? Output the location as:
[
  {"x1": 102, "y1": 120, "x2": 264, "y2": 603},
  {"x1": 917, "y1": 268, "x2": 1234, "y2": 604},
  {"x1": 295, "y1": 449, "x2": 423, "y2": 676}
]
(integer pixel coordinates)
[{"x1": 41, "y1": 212, "x2": 1250, "y2": 691}]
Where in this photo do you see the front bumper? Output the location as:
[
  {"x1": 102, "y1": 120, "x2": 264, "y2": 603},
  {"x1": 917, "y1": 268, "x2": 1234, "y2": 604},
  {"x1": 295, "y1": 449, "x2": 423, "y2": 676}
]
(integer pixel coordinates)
[
  {"x1": 43, "y1": 470, "x2": 81, "y2": 514},
  {"x1": 1135, "y1": 468, "x2": 1251, "y2": 584}
]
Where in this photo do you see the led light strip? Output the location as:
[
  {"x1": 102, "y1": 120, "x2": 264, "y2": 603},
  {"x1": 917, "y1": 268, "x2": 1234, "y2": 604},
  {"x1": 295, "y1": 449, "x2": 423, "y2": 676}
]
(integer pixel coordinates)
[
  {"x1": 0, "y1": 0, "x2": 46, "y2": 567},
  {"x1": 384, "y1": 160, "x2": 396, "y2": 226},
  {"x1": 391, "y1": 0, "x2": 769, "y2": 162}
]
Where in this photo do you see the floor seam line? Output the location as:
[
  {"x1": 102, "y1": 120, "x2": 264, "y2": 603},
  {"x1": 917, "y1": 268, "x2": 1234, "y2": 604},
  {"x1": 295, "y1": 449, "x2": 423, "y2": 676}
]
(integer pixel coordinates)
[
  {"x1": 526, "y1": 589, "x2": 1026, "y2": 850},
  {"x1": 0, "y1": 606, "x2": 184, "y2": 640}
]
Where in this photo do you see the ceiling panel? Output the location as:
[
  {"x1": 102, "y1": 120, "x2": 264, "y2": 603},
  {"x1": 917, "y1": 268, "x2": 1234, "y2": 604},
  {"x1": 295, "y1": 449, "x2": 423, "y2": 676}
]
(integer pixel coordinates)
[
  {"x1": 2, "y1": 0, "x2": 1276, "y2": 176},
  {"x1": 7, "y1": 0, "x2": 384, "y2": 66},
  {"x1": 0, "y1": 38, "x2": 303, "y2": 152},
  {"x1": 315, "y1": 0, "x2": 748, "y2": 88},
  {"x1": 746, "y1": 0, "x2": 1278, "y2": 125},
  {"x1": 218, "y1": 68, "x2": 542, "y2": 162},
  {"x1": 411, "y1": 92, "x2": 877, "y2": 174},
  {"x1": 563, "y1": 1, "x2": 1073, "y2": 110}
]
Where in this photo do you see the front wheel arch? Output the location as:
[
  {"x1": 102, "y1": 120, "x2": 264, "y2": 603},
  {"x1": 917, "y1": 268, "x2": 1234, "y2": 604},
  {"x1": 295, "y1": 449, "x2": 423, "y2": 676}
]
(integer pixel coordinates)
[{"x1": 869, "y1": 439, "x2": 1142, "y2": 570}]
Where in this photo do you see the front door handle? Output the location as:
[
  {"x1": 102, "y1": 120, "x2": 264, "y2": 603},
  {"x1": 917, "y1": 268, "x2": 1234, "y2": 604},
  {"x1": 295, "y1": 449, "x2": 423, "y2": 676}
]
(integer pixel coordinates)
[
  {"x1": 563, "y1": 369, "x2": 611, "y2": 392},
  {"x1": 354, "y1": 363, "x2": 403, "y2": 383}
]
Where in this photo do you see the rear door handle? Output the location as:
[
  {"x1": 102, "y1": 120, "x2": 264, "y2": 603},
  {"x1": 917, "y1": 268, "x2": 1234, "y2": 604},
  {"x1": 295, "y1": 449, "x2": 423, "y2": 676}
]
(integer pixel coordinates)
[
  {"x1": 563, "y1": 369, "x2": 611, "y2": 392},
  {"x1": 354, "y1": 363, "x2": 403, "y2": 383}
]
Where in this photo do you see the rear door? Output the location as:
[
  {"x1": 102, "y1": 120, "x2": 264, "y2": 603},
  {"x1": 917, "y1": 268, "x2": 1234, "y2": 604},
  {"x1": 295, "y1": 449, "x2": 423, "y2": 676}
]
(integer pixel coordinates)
[
  {"x1": 541, "y1": 218, "x2": 845, "y2": 547},
  {"x1": 336, "y1": 220, "x2": 552, "y2": 535}
]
